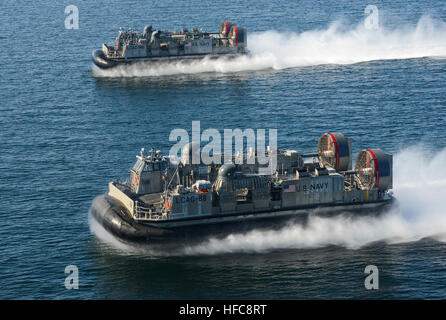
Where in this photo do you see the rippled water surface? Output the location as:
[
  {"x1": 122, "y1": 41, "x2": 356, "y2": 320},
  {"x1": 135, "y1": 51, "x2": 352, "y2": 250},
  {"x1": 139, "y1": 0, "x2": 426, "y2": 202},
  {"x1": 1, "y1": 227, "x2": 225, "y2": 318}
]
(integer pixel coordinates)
[{"x1": 0, "y1": 0, "x2": 446, "y2": 299}]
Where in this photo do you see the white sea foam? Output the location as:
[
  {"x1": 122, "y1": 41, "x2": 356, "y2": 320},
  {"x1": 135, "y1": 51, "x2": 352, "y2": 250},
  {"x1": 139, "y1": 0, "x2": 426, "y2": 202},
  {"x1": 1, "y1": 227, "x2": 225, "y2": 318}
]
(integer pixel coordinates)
[{"x1": 93, "y1": 15, "x2": 446, "y2": 78}]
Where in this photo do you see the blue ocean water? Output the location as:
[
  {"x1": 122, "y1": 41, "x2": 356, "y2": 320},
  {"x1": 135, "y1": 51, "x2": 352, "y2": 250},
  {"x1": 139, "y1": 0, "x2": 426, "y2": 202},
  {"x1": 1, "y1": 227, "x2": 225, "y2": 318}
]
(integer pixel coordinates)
[{"x1": 0, "y1": 0, "x2": 446, "y2": 299}]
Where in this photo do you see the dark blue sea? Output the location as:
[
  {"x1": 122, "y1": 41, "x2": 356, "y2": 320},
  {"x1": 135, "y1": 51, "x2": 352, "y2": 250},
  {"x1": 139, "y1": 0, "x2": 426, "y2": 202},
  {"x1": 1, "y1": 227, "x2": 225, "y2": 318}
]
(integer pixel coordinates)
[{"x1": 1, "y1": 0, "x2": 446, "y2": 299}]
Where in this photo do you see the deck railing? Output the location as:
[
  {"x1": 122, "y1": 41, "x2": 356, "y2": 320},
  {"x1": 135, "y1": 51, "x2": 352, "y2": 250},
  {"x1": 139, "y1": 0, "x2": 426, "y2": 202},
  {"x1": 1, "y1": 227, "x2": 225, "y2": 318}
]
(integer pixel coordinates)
[{"x1": 133, "y1": 201, "x2": 164, "y2": 221}]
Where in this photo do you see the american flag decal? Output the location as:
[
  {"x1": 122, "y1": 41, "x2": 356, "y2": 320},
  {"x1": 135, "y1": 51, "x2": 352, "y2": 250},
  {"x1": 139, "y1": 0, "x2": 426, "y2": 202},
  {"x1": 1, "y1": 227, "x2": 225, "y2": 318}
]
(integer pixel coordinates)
[{"x1": 283, "y1": 184, "x2": 296, "y2": 193}]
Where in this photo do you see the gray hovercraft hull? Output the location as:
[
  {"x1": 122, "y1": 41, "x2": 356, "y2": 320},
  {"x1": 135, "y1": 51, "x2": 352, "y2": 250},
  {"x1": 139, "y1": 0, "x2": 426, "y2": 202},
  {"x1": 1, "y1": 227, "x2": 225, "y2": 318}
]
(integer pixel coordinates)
[
  {"x1": 90, "y1": 194, "x2": 396, "y2": 245},
  {"x1": 92, "y1": 49, "x2": 245, "y2": 69}
]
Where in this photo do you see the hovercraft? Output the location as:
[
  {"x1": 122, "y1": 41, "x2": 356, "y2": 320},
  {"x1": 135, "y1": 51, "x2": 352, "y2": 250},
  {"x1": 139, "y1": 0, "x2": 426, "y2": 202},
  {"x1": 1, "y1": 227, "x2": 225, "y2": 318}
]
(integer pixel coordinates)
[
  {"x1": 90, "y1": 132, "x2": 396, "y2": 245},
  {"x1": 92, "y1": 21, "x2": 247, "y2": 69}
]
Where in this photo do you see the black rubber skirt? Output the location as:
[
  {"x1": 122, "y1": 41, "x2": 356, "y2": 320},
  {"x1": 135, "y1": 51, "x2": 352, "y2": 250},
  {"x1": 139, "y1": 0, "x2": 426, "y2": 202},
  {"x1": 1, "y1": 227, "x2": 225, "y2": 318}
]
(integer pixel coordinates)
[{"x1": 92, "y1": 50, "x2": 117, "y2": 69}]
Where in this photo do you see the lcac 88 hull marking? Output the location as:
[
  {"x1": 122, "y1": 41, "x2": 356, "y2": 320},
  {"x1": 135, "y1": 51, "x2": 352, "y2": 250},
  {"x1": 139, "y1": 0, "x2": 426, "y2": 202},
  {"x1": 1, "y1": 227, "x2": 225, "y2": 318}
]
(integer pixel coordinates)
[
  {"x1": 90, "y1": 132, "x2": 396, "y2": 245},
  {"x1": 92, "y1": 21, "x2": 248, "y2": 69}
]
